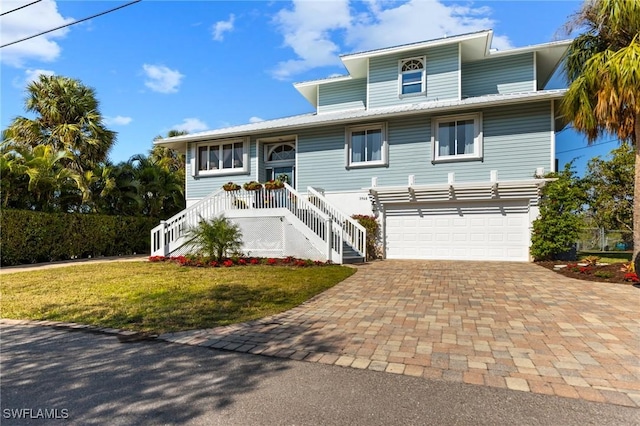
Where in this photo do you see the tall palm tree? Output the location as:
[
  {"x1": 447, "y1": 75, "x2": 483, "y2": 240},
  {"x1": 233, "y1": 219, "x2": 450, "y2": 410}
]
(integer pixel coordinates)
[
  {"x1": 561, "y1": 0, "x2": 640, "y2": 258},
  {"x1": 2, "y1": 75, "x2": 116, "y2": 173}
]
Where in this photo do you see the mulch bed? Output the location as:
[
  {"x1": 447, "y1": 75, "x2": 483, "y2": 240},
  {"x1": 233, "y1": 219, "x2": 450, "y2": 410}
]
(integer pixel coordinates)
[{"x1": 536, "y1": 261, "x2": 638, "y2": 285}]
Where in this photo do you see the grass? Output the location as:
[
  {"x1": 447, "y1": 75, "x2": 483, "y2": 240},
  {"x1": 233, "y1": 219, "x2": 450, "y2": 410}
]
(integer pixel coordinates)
[
  {"x1": 578, "y1": 251, "x2": 632, "y2": 264},
  {"x1": 0, "y1": 262, "x2": 355, "y2": 334}
]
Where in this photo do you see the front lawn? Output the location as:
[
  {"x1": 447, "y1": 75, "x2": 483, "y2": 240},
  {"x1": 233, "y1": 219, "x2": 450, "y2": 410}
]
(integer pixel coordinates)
[{"x1": 0, "y1": 262, "x2": 355, "y2": 334}]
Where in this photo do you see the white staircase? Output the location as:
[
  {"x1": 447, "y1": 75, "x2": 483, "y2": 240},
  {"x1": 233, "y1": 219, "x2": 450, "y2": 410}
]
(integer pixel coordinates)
[{"x1": 150, "y1": 183, "x2": 366, "y2": 264}]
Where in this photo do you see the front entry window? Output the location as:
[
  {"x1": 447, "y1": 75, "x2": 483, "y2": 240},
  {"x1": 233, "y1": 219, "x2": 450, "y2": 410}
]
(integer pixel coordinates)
[{"x1": 264, "y1": 142, "x2": 296, "y2": 188}]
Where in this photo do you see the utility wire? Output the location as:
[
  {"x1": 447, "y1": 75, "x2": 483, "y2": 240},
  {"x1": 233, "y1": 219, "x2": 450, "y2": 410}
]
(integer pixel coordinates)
[
  {"x1": 0, "y1": 0, "x2": 42, "y2": 16},
  {"x1": 0, "y1": 0, "x2": 141, "y2": 48},
  {"x1": 556, "y1": 139, "x2": 618, "y2": 154}
]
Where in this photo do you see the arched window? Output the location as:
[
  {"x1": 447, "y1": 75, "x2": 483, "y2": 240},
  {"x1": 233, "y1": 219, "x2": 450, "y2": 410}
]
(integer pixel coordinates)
[
  {"x1": 400, "y1": 57, "x2": 425, "y2": 95},
  {"x1": 266, "y1": 143, "x2": 295, "y2": 162}
]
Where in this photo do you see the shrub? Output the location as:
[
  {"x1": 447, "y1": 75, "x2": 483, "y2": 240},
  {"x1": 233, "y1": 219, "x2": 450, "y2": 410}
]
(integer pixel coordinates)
[
  {"x1": 594, "y1": 271, "x2": 613, "y2": 279},
  {"x1": 0, "y1": 209, "x2": 157, "y2": 266},
  {"x1": 352, "y1": 214, "x2": 380, "y2": 260},
  {"x1": 183, "y1": 215, "x2": 243, "y2": 262},
  {"x1": 530, "y1": 164, "x2": 586, "y2": 261}
]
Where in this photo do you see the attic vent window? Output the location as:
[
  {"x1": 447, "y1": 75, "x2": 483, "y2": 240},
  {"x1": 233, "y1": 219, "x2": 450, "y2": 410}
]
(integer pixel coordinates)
[{"x1": 399, "y1": 57, "x2": 425, "y2": 95}]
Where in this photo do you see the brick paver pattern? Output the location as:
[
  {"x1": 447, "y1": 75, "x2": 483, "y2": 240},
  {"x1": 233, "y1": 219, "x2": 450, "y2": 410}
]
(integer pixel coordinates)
[{"x1": 159, "y1": 261, "x2": 640, "y2": 407}]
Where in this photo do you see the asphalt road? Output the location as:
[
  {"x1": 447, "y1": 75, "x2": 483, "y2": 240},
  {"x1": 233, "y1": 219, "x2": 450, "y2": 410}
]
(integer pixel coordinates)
[{"x1": 1, "y1": 324, "x2": 637, "y2": 425}]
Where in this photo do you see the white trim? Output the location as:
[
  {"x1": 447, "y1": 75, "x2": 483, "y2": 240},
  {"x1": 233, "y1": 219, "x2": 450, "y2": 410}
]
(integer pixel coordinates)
[
  {"x1": 533, "y1": 51, "x2": 538, "y2": 91},
  {"x1": 550, "y1": 100, "x2": 556, "y2": 172},
  {"x1": 398, "y1": 56, "x2": 426, "y2": 97},
  {"x1": 431, "y1": 112, "x2": 483, "y2": 163},
  {"x1": 294, "y1": 136, "x2": 299, "y2": 188},
  {"x1": 193, "y1": 137, "x2": 250, "y2": 177},
  {"x1": 366, "y1": 58, "x2": 370, "y2": 110},
  {"x1": 342, "y1": 31, "x2": 491, "y2": 61},
  {"x1": 345, "y1": 122, "x2": 388, "y2": 168},
  {"x1": 458, "y1": 43, "x2": 462, "y2": 100}
]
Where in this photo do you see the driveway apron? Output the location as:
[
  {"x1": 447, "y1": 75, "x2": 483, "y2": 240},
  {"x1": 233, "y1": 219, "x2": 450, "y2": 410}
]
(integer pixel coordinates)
[{"x1": 161, "y1": 260, "x2": 639, "y2": 407}]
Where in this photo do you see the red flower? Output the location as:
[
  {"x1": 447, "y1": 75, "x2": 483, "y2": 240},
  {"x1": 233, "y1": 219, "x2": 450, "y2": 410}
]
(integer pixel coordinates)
[
  {"x1": 624, "y1": 272, "x2": 639, "y2": 282},
  {"x1": 267, "y1": 258, "x2": 278, "y2": 265},
  {"x1": 579, "y1": 266, "x2": 592, "y2": 274},
  {"x1": 210, "y1": 261, "x2": 218, "y2": 267},
  {"x1": 237, "y1": 258, "x2": 247, "y2": 265},
  {"x1": 223, "y1": 259, "x2": 234, "y2": 267},
  {"x1": 148, "y1": 256, "x2": 165, "y2": 262},
  {"x1": 249, "y1": 258, "x2": 260, "y2": 265}
]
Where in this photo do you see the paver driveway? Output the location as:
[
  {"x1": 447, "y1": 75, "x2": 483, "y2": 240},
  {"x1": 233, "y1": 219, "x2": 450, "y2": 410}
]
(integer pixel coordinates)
[{"x1": 161, "y1": 260, "x2": 640, "y2": 407}]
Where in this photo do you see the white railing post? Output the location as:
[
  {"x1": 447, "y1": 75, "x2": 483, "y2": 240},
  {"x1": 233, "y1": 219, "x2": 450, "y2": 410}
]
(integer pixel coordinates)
[
  {"x1": 325, "y1": 217, "x2": 332, "y2": 262},
  {"x1": 161, "y1": 221, "x2": 169, "y2": 256}
]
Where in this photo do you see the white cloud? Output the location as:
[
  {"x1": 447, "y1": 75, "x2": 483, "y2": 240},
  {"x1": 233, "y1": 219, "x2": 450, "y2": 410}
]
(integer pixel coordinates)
[
  {"x1": 271, "y1": 0, "x2": 513, "y2": 80},
  {"x1": 171, "y1": 118, "x2": 208, "y2": 133},
  {"x1": 104, "y1": 115, "x2": 133, "y2": 126},
  {"x1": 212, "y1": 14, "x2": 235, "y2": 41},
  {"x1": 1, "y1": 0, "x2": 74, "y2": 67},
  {"x1": 272, "y1": 0, "x2": 351, "y2": 80},
  {"x1": 12, "y1": 68, "x2": 55, "y2": 88},
  {"x1": 142, "y1": 64, "x2": 184, "y2": 94},
  {"x1": 248, "y1": 116, "x2": 264, "y2": 123}
]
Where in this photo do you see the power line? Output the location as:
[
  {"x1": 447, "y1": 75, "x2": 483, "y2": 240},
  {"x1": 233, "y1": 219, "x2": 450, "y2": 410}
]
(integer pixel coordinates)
[
  {"x1": 0, "y1": 0, "x2": 142, "y2": 49},
  {"x1": 556, "y1": 139, "x2": 619, "y2": 155},
  {"x1": 0, "y1": 0, "x2": 42, "y2": 16}
]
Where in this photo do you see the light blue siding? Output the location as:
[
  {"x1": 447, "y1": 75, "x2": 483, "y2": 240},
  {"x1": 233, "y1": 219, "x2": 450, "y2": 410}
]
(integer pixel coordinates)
[
  {"x1": 297, "y1": 102, "x2": 551, "y2": 191},
  {"x1": 318, "y1": 78, "x2": 366, "y2": 113},
  {"x1": 185, "y1": 141, "x2": 256, "y2": 199},
  {"x1": 462, "y1": 53, "x2": 534, "y2": 98},
  {"x1": 369, "y1": 44, "x2": 459, "y2": 108},
  {"x1": 185, "y1": 102, "x2": 552, "y2": 199}
]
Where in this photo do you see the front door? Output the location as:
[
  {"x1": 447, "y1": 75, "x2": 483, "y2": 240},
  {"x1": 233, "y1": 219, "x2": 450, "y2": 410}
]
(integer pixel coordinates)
[
  {"x1": 267, "y1": 166, "x2": 294, "y2": 187},
  {"x1": 265, "y1": 142, "x2": 296, "y2": 188}
]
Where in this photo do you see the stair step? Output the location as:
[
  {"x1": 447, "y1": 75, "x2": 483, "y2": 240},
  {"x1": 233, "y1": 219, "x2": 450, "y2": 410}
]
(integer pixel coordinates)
[{"x1": 343, "y1": 256, "x2": 365, "y2": 264}]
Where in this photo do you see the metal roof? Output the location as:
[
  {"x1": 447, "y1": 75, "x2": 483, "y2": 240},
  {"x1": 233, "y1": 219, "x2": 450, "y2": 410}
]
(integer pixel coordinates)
[{"x1": 155, "y1": 89, "x2": 566, "y2": 149}]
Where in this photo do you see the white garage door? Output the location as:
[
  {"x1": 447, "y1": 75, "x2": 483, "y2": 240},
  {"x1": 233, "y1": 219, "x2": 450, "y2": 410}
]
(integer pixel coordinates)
[{"x1": 385, "y1": 201, "x2": 530, "y2": 261}]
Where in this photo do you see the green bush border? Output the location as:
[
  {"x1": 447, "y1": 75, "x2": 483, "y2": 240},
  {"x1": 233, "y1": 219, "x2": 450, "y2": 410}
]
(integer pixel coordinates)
[{"x1": 1, "y1": 209, "x2": 158, "y2": 266}]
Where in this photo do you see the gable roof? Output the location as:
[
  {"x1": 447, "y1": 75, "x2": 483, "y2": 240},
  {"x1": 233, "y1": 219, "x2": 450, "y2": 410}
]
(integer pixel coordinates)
[
  {"x1": 294, "y1": 30, "x2": 571, "y2": 107},
  {"x1": 155, "y1": 89, "x2": 566, "y2": 150}
]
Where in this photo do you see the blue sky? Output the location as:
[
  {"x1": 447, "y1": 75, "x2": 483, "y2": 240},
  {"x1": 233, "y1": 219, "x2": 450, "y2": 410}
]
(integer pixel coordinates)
[{"x1": 0, "y1": 0, "x2": 618, "y2": 173}]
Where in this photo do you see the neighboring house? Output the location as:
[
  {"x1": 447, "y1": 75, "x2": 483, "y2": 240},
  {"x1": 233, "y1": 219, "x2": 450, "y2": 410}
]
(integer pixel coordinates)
[{"x1": 152, "y1": 30, "x2": 570, "y2": 263}]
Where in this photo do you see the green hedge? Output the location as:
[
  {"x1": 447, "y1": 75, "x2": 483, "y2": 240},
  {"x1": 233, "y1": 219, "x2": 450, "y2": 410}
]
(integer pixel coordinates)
[{"x1": 0, "y1": 210, "x2": 159, "y2": 266}]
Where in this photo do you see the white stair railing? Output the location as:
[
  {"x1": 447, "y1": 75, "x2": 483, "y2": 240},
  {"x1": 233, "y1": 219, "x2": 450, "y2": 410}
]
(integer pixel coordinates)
[
  {"x1": 151, "y1": 183, "x2": 342, "y2": 262},
  {"x1": 307, "y1": 187, "x2": 367, "y2": 260}
]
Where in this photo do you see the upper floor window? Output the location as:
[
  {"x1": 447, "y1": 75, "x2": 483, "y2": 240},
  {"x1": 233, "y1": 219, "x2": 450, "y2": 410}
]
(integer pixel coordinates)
[
  {"x1": 195, "y1": 139, "x2": 248, "y2": 175},
  {"x1": 432, "y1": 113, "x2": 483, "y2": 162},
  {"x1": 399, "y1": 57, "x2": 425, "y2": 95},
  {"x1": 346, "y1": 123, "x2": 388, "y2": 168}
]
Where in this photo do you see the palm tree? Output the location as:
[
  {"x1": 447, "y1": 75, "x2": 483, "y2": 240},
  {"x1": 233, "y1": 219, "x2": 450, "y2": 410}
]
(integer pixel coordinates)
[
  {"x1": 561, "y1": 0, "x2": 640, "y2": 258},
  {"x1": 2, "y1": 75, "x2": 116, "y2": 173},
  {"x1": 13, "y1": 144, "x2": 83, "y2": 212}
]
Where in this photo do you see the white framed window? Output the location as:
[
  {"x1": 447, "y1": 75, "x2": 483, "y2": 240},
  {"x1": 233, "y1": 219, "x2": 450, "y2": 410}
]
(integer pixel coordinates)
[
  {"x1": 346, "y1": 123, "x2": 388, "y2": 168},
  {"x1": 432, "y1": 113, "x2": 483, "y2": 162},
  {"x1": 399, "y1": 57, "x2": 425, "y2": 96},
  {"x1": 194, "y1": 138, "x2": 249, "y2": 176}
]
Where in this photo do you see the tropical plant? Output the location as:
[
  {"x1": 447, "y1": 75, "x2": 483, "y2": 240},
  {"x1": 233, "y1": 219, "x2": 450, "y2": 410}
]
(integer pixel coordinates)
[
  {"x1": 264, "y1": 179, "x2": 284, "y2": 190},
  {"x1": 561, "y1": 0, "x2": 640, "y2": 258},
  {"x1": 352, "y1": 214, "x2": 381, "y2": 260},
  {"x1": 583, "y1": 143, "x2": 633, "y2": 234},
  {"x1": 530, "y1": 164, "x2": 587, "y2": 261},
  {"x1": 2, "y1": 75, "x2": 116, "y2": 173},
  {"x1": 183, "y1": 215, "x2": 243, "y2": 261}
]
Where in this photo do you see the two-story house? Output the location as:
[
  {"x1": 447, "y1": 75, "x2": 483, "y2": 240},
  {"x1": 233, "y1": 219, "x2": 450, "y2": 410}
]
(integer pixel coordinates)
[{"x1": 152, "y1": 30, "x2": 570, "y2": 263}]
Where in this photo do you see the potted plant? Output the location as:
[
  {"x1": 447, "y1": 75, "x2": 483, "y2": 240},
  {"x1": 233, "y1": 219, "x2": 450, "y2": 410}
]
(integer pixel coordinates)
[
  {"x1": 222, "y1": 182, "x2": 241, "y2": 191},
  {"x1": 264, "y1": 179, "x2": 285, "y2": 190},
  {"x1": 243, "y1": 181, "x2": 263, "y2": 191}
]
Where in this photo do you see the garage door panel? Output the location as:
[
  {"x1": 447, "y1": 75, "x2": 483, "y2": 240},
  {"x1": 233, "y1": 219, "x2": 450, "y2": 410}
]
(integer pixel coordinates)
[{"x1": 385, "y1": 201, "x2": 529, "y2": 261}]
